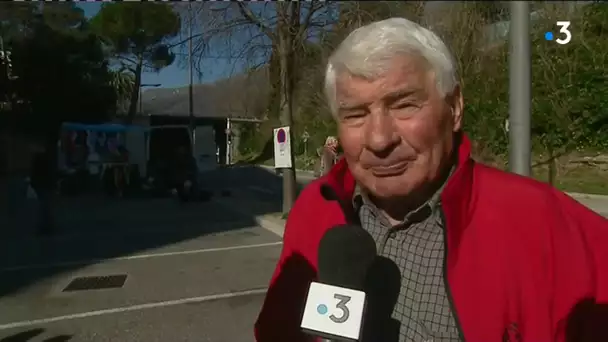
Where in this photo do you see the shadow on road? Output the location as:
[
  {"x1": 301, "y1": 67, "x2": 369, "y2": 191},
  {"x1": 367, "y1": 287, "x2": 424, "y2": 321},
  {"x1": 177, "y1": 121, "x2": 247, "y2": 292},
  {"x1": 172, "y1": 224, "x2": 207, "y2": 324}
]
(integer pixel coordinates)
[
  {"x1": 0, "y1": 166, "x2": 308, "y2": 301},
  {"x1": 0, "y1": 328, "x2": 71, "y2": 342},
  {"x1": 202, "y1": 165, "x2": 312, "y2": 215}
]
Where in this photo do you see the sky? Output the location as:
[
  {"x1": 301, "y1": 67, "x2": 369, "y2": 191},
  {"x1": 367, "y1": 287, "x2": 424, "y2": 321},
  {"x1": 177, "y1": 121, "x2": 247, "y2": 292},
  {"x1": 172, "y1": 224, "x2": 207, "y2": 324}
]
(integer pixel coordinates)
[{"x1": 78, "y1": 2, "x2": 236, "y2": 90}]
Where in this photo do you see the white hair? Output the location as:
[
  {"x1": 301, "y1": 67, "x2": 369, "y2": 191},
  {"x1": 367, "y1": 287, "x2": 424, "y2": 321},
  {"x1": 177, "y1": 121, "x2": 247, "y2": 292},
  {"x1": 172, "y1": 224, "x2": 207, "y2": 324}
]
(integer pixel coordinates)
[{"x1": 325, "y1": 18, "x2": 459, "y2": 117}]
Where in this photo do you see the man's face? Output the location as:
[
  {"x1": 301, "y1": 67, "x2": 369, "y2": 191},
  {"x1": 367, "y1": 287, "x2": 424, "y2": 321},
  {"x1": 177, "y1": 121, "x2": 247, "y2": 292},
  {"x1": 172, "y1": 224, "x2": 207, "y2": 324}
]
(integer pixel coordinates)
[{"x1": 335, "y1": 54, "x2": 463, "y2": 200}]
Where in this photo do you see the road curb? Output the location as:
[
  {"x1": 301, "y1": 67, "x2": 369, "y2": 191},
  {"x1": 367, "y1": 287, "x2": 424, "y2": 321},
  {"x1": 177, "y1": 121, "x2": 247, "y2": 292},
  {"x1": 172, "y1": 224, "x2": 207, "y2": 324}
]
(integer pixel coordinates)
[
  {"x1": 212, "y1": 196, "x2": 286, "y2": 238},
  {"x1": 257, "y1": 165, "x2": 316, "y2": 179},
  {"x1": 253, "y1": 214, "x2": 286, "y2": 238},
  {"x1": 567, "y1": 192, "x2": 608, "y2": 201}
]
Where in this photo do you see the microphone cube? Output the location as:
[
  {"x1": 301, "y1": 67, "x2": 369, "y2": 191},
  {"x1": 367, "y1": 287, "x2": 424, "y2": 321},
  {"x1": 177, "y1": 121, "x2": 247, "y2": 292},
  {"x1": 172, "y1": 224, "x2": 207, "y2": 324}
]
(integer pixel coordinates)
[{"x1": 300, "y1": 282, "x2": 367, "y2": 341}]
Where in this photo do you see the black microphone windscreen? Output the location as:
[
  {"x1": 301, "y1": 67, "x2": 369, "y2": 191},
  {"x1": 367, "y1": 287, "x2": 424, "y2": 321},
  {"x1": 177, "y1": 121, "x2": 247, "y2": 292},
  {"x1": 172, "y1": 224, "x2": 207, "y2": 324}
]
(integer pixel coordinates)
[
  {"x1": 317, "y1": 224, "x2": 377, "y2": 290},
  {"x1": 361, "y1": 256, "x2": 402, "y2": 341}
]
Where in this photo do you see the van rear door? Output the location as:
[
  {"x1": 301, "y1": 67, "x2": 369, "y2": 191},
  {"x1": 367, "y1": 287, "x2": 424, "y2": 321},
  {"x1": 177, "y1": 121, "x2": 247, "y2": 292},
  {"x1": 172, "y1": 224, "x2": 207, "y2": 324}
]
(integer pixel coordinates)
[{"x1": 193, "y1": 125, "x2": 217, "y2": 172}]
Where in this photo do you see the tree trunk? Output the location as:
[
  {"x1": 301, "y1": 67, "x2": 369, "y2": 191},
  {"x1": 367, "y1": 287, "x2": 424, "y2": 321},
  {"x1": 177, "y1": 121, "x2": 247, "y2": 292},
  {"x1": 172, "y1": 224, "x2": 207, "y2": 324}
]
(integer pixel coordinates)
[
  {"x1": 276, "y1": 2, "x2": 297, "y2": 214},
  {"x1": 548, "y1": 145, "x2": 556, "y2": 185},
  {"x1": 126, "y1": 60, "x2": 143, "y2": 124}
]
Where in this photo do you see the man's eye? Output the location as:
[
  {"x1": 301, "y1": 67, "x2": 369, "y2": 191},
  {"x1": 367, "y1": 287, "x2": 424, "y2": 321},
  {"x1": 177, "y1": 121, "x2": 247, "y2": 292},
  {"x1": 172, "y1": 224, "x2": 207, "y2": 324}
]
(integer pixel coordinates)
[
  {"x1": 343, "y1": 113, "x2": 366, "y2": 120},
  {"x1": 391, "y1": 102, "x2": 415, "y2": 110},
  {"x1": 340, "y1": 113, "x2": 366, "y2": 126},
  {"x1": 347, "y1": 114, "x2": 365, "y2": 119}
]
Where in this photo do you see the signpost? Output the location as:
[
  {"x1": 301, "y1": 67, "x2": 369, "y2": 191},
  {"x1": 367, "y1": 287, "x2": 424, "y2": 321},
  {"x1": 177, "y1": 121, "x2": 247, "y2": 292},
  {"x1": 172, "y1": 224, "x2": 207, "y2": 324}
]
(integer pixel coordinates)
[{"x1": 273, "y1": 126, "x2": 292, "y2": 168}]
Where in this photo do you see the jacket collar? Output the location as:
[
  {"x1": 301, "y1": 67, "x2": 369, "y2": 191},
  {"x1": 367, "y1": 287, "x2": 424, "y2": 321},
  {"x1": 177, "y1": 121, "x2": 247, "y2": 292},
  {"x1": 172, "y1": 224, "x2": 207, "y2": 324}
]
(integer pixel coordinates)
[{"x1": 320, "y1": 133, "x2": 475, "y2": 233}]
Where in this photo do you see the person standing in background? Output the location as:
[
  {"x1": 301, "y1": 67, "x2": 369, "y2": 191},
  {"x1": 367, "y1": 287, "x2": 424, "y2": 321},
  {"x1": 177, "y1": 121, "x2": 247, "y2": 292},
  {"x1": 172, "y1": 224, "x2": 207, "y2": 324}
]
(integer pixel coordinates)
[
  {"x1": 29, "y1": 142, "x2": 56, "y2": 236},
  {"x1": 317, "y1": 136, "x2": 340, "y2": 177},
  {"x1": 171, "y1": 146, "x2": 199, "y2": 202},
  {"x1": 3, "y1": 133, "x2": 35, "y2": 230}
]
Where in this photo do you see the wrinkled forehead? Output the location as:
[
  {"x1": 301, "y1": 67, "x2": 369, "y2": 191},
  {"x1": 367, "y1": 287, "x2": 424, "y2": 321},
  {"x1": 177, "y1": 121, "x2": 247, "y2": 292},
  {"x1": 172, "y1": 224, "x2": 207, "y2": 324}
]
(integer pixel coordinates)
[{"x1": 335, "y1": 54, "x2": 435, "y2": 102}]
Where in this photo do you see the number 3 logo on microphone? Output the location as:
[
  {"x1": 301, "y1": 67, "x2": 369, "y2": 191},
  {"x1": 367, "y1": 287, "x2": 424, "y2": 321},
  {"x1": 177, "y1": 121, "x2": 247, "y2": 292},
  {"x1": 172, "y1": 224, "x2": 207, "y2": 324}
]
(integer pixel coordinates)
[
  {"x1": 301, "y1": 282, "x2": 366, "y2": 340},
  {"x1": 316, "y1": 294, "x2": 351, "y2": 323}
]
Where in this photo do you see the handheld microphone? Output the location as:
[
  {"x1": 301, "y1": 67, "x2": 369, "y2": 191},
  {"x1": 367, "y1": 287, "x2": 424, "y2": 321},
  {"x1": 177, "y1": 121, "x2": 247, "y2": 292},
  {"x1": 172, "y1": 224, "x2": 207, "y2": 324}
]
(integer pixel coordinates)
[
  {"x1": 300, "y1": 225, "x2": 377, "y2": 341},
  {"x1": 360, "y1": 256, "x2": 402, "y2": 342}
]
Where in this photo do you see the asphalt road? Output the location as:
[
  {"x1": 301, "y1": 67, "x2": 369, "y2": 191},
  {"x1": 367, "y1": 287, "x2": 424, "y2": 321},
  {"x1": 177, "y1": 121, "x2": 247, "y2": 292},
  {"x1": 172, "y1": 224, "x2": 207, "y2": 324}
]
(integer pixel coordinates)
[
  {"x1": 199, "y1": 165, "x2": 315, "y2": 205},
  {"x1": 0, "y1": 177, "x2": 283, "y2": 342}
]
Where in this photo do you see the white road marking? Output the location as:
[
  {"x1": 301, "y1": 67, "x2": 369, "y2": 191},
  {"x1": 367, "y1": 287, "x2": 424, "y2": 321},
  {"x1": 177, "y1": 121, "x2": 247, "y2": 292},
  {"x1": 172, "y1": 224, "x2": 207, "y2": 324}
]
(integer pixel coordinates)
[
  {"x1": 0, "y1": 242, "x2": 282, "y2": 273},
  {"x1": 247, "y1": 185, "x2": 275, "y2": 195},
  {"x1": 0, "y1": 288, "x2": 268, "y2": 331}
]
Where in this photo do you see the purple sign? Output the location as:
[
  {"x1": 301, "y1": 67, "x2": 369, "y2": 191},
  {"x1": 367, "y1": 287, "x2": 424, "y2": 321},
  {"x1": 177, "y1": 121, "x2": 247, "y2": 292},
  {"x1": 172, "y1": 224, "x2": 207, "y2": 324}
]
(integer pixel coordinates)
[{"x1": 277, "y1": 128, "x2": 286, "y2": 144}]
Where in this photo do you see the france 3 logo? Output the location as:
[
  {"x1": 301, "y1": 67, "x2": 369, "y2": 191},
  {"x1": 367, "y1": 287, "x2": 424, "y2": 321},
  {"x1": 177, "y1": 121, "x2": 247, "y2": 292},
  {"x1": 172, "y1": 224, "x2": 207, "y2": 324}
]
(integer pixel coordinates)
[
  {"x1": 544, "y1": 21, "x2": 572, "y2": 45},
  {"x1": 300, "y1": 282, "x2": 367, "y2": 341}
]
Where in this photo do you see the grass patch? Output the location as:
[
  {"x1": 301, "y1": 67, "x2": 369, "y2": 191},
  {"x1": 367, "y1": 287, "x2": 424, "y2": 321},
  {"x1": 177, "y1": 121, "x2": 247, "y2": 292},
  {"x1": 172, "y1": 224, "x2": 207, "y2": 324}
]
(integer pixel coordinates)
[
  {"x1": 257, "y1": 154, "x2": 608, "y2": 196},
  {"x1": 269, "y1": 212, "x2": 289, "y2": 220},
  {"x1": 533, "y1": 165, "x2": 608, "y2": 195}
]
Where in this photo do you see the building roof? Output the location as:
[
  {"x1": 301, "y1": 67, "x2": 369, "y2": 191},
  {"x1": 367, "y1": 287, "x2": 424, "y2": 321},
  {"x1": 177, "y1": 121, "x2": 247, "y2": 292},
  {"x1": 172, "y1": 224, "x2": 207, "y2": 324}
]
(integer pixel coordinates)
[{"x1": 141, "y1": 68, "x2": 270, "y2": 122}]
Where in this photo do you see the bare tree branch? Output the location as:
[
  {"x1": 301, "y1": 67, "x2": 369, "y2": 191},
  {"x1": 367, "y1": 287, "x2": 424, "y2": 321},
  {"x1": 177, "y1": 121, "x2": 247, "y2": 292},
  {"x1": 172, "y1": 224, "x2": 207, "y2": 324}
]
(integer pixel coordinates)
[
  {"x1": 236, "y1": 2, "x2": 276, "y2": 42},
  {"x1": 117, "y1": 55, "x2": 140, "y2": 66},
  {"x1": 297, "y1": 1, "x2": 326, "y2": 40}
]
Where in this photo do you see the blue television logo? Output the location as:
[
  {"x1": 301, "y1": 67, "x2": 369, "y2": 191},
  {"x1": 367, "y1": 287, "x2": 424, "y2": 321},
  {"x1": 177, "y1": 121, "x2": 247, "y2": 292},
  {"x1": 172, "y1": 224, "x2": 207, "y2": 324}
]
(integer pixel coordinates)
[{"x1": 316, "y1": 304, "x2": 328, "y2": 315}]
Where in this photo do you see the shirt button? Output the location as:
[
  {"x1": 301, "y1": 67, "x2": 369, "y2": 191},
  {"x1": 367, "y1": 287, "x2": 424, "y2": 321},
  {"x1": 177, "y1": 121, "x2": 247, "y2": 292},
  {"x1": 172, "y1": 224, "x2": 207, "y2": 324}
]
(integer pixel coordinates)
[{"x1": 389, "y1": 232, "x2": 396, "y2": 239}]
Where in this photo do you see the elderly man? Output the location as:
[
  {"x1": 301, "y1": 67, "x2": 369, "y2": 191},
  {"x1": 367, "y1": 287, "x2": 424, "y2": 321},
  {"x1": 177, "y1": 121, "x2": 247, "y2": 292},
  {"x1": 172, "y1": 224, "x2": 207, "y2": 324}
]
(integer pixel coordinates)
[{"x1": 254, "y1": 18, "x2": 608, "y2": 342}]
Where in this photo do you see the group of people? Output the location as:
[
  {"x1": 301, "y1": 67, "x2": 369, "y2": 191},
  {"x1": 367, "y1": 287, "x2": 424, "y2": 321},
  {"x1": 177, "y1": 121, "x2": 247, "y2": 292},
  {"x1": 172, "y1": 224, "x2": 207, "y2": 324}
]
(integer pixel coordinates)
[{"x1": 255, "y1": 17, "x2": 608, "y2": 342}]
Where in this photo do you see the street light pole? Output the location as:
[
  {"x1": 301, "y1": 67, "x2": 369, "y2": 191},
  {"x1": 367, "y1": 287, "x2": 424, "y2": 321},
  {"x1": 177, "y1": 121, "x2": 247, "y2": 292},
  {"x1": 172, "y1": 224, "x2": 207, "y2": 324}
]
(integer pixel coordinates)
[
  {"x1": 508, "y1": 1, "x2": 532, "y2": 177},
  {"x1": 188, "y1": 3, "x2": 195, "y2": 144}
]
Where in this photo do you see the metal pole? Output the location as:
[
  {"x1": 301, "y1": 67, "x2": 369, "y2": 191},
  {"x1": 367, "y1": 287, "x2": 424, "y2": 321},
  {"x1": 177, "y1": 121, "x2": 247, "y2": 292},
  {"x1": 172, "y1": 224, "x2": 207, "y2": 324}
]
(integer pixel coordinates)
[
  {"x1": 225, "y1": 118, "x2": 231, "y2": 165},
  {"x1": 508, "y1": 1, "x2": 531, "y2": 177},
  {"x1": 0, "y1": 36, "x2": 5, "y2": 82},
  {"x1": 188, "y1": 3, "x2": 195, "y2": 146}
]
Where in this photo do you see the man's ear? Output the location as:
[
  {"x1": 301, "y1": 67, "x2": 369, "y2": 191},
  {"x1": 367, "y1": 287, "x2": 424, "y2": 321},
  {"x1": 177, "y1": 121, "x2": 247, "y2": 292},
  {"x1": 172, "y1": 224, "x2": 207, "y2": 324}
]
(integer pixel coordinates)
[{"x1": 450, "y1": 85, "x2": 464, "y2": 132}]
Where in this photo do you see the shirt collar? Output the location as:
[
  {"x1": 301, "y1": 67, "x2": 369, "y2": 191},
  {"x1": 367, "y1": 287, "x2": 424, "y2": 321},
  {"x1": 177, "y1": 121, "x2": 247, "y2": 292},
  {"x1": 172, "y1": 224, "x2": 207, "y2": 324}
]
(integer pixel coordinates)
[{"x1": 353, "y1": 165, "x2": 454, "y2": 222}]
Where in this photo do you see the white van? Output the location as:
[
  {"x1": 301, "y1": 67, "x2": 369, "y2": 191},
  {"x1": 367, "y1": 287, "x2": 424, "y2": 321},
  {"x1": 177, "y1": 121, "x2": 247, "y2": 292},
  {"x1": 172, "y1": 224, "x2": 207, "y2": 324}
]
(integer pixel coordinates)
[{"x1": 125, "y1": 124, "x2": 217, "y2": 180}]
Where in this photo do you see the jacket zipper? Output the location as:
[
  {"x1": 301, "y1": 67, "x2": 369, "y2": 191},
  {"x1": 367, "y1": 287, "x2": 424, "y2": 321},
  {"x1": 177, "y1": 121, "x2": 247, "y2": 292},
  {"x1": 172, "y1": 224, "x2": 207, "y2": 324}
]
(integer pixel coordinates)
[{"x1": 440, "y1": 208, "x2": 466, "y2": 342}]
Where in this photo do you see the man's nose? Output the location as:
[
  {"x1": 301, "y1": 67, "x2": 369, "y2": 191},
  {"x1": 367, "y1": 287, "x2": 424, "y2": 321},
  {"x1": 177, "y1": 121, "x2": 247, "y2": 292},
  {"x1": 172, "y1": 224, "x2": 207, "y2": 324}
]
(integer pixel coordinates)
[{"x1": 364, "y1": 110, "x2": 399, "y2": 153}]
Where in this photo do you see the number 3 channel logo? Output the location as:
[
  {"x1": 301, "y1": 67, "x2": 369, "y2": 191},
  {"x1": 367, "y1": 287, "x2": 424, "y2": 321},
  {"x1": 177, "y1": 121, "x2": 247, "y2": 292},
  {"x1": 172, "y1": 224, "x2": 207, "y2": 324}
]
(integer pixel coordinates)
[
  {"x1": 317, "y1": 294, "x2": 351, "y2": 323},
  {"x1": 555, "y1": 21, "x2": 572, "y2": 45}
]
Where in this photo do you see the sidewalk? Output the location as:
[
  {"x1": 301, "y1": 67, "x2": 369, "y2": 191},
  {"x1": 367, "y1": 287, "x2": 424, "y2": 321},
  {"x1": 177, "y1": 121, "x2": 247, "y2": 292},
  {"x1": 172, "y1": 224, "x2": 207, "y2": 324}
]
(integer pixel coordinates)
[
  {"x1": 260, "y1": 164, "x2": 608, "y2": 214},
  {"x1": 220, "y1": 193, "x2": 608, "y2": 239},
  {"x1": 568, "y1": 192, "x2": 608, "y2": 217},
  {"x1": 257, "y1": 165, "x2": 316, "y2": 182},
  {"x1": 221, "y1": 167, "x2": 608, "y2": 238},
  {"x1": 212, "y1": 189, "x2": 286, "y2": 238}
]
